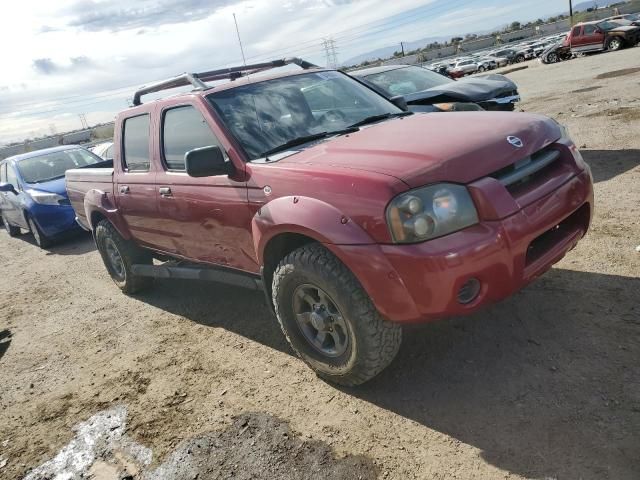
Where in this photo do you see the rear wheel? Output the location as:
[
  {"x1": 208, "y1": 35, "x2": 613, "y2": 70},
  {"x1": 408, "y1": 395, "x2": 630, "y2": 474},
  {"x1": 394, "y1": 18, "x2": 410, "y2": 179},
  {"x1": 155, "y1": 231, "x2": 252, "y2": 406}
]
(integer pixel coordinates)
[
  {"x1": 95, "y1": 219, "x2": 152, "y2": 294},
  {"x1": 478, "y1": 65, "x2": 486, "y2": 72},
  {"x1": 272, "y1": 243, "x2": 402, "y2": 386},
  {"x1": 1, "y1": 214, "x2": 20, "y2": 237},
  {"x1": 27, "y1": 216, "x2": 51, "y2": 249}
]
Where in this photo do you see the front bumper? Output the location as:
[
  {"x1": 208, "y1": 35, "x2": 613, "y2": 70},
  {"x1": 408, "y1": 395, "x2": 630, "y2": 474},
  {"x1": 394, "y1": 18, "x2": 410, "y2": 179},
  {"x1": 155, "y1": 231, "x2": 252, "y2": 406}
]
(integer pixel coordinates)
[
  {"x1": 31, "y1": 203, "x2": 83, "y2": 238},
  {"x1": 482, "y1": 94, "x2": 521, "y2": 111},
  {"x1": 329, "y1": 169, "x2": 593, "y2": 323}
]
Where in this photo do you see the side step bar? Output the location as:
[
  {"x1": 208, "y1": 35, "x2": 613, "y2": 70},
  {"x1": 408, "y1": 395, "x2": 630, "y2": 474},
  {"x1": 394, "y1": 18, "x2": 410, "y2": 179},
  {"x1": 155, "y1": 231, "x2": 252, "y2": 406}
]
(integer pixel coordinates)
[{"x1": 131, "y1": 263, "x2": 263, "y2": 290}]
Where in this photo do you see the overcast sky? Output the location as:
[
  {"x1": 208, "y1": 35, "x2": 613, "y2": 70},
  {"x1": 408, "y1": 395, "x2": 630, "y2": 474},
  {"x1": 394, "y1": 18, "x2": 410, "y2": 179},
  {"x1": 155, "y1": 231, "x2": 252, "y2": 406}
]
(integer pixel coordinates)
[{"x1": 0, "y1": 0, "x2": 565, "y2": 145}]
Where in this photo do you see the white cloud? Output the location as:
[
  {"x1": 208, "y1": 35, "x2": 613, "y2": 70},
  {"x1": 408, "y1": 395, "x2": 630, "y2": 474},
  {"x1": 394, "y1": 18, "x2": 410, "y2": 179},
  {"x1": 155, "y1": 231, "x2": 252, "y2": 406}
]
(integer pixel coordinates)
[{"x1": 0, "y1": 0, "x2": 563, "y2": 145}]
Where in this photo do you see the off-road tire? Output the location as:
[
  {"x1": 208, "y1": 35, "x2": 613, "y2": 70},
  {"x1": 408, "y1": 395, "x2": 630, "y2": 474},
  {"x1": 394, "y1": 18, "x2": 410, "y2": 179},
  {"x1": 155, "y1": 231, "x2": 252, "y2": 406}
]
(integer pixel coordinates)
[
  {"x1": 95, "y1": 219, "x2": 152, "y2": 294},
  {"x1": 272, "y1": 243, "x2": 402, "y2": 386},
  {"x1": 27, "y1": 215, "x2": 51, "y2": 249},
  {"x1": 607, "y1": 37, "x2": 623, "y2": 51},
  {"x1": 1, "y1": 214, "x2": 20, "y2": 237}
]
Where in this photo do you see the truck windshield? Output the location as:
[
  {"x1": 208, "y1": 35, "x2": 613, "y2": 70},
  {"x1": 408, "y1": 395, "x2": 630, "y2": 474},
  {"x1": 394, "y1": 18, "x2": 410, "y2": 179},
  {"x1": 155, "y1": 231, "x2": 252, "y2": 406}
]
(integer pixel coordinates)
[
  {"x1": 360, "y1": 66, "x2": 453, "y2": 97},
  {"x1": 207, "y1": 71, "x2": 401, "y2": 160},
  {"x1": 17, "y1": 149, "x2": 102, "y2": 183}
]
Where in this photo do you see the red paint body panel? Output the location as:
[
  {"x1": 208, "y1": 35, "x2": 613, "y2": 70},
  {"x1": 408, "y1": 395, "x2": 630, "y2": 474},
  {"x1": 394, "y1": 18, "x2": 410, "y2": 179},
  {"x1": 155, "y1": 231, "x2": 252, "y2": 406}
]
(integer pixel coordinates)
[{"x1": 65, "y1": 71, "x2": 595, "y2": 324}]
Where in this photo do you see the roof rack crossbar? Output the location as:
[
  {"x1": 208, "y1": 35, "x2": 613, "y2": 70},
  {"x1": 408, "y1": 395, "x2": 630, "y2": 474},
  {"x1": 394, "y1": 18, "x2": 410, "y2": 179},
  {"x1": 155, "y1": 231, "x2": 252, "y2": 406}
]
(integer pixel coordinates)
[{"x1": 132, "y1": 57, "x2": 317, "y2": 106}]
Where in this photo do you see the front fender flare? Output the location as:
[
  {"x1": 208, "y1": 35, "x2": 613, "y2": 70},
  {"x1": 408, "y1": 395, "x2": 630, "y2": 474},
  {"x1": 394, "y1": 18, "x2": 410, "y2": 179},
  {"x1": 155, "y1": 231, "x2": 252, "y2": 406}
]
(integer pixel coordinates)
[
  {"x1": 251, "y1": 196, "x2": 374, "y2": 265},
  {"x1": 83, "y1": 190, "x2": 132, "y2": 240}
]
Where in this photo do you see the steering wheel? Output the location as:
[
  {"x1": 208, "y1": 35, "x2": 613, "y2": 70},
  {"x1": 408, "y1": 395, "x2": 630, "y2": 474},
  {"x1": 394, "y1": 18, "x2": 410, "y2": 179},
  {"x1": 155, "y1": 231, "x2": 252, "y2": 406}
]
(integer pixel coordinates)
[{"x1": 319, "y1": 109, "x2": 349, "y2": 124}]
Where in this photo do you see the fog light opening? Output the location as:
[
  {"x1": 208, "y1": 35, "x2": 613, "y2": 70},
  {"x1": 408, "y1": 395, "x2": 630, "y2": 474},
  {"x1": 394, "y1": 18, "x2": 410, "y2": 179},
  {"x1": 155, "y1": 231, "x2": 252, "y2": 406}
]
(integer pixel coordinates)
[{"x1": 458, "y1": 278, "x2": 481, "y2": 305}]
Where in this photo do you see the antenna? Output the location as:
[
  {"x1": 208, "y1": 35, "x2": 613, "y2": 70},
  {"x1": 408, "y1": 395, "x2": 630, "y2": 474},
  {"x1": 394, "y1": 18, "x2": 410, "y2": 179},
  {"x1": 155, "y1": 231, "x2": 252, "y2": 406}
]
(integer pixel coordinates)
[{"x1": 233, "y1": 13, "x2": 247, "y2": 66}]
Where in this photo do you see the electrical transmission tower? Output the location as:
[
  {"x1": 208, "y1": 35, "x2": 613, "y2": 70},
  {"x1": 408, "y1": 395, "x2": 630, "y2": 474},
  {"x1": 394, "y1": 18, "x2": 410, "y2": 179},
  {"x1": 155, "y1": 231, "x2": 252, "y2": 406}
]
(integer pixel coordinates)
[
  {"x1": 78, "y1": 113, "x2": 89, "y2": 130},
  {"x1": 322, "y1": 38, "x2": 339, "y2": 68}
]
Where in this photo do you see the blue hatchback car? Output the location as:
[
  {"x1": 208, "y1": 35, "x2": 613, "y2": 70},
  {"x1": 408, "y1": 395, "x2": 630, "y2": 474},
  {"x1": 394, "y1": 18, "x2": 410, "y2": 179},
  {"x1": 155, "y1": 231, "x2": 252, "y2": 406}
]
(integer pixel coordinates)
[{"x1": 0, "y1": 145, "x2": 105, "y2": 248}]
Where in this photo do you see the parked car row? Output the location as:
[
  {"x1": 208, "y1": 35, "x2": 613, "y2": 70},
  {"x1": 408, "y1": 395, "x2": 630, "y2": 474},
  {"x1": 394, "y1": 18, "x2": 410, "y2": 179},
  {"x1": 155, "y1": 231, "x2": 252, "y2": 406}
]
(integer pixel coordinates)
[
  {"x1": 424, "y1": 33, "x2": 568, "y2": 78},
  {"x1": 1, "y1": 58, "x2": 594, "y2": 386}
]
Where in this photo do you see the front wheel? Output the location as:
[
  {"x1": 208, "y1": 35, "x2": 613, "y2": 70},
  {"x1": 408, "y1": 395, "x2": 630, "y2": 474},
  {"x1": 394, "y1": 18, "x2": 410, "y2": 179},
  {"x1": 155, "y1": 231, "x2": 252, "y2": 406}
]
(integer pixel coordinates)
[
  {"x1": 272, "y1": 243, "x2": 402, "y2": 386},
  {"x1": 607, "y1": 38, "x2": 623, "y2": 51},
  {"x1": 478, "y1": 66, "x2": 486, "y2": 72},
  {"x1": 95, "y1": 219, "x2": 152, "y2": 294},
  {"x1": 28, "y1": 216, "x2": 51, "y2": 249},
  {"x1": 1, "y1": 214, "x2": 20, "y2": 237}
]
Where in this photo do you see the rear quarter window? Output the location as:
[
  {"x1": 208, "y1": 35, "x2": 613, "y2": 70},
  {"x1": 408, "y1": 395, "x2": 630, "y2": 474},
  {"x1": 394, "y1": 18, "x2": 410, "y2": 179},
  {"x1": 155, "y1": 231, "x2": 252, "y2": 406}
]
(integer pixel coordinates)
[{"x1": 123, "y1": 114, "x2": 150, "y2": 171}]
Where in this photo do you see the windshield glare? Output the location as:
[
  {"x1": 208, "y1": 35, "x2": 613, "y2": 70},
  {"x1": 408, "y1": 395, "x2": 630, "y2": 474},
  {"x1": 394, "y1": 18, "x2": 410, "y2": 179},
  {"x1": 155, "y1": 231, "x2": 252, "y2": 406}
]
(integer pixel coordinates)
[
  {"x1": 207, "y1": 71, "x2": 400, "y2": 160},
  {"x1": 17, "y1": 149, "x2": 102, "y2": 183},
  {"x1": 363, "y1": 66, "x2": 452, "y2": 97},
  {"x1": 597, "y1": 21, "x2": 618, "y2": 31}
]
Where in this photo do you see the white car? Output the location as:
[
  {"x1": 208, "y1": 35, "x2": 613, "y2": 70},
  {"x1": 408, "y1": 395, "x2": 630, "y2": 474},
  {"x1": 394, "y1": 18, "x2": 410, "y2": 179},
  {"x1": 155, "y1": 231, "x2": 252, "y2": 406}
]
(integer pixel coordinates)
[
  {"x1": 448, "y1": 59, "x2": 478, "y2": 76},
  {"x1": 90, "y1": 141, "x2": 114, "y2": 161}
]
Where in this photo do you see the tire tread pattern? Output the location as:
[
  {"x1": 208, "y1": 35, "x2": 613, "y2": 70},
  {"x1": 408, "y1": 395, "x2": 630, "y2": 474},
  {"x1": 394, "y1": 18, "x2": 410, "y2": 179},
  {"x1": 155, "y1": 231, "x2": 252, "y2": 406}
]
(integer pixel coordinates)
[
  {"x1": 95, "y1": 219, "x2": 152, "y2": 294},
  {"x1": 272, "y1": 243, "x2": 401, "y2": 386}
]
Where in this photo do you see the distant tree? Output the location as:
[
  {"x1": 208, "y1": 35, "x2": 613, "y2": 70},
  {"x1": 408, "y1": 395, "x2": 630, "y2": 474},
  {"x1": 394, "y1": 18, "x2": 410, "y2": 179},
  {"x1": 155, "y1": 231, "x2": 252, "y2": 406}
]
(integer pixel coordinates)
[
  {"x1": 450, "y1": 36, "x2": 463, "y2": 44},
  {"x1": 510, "y1": 21, "x2": 521, "y2": 31}
]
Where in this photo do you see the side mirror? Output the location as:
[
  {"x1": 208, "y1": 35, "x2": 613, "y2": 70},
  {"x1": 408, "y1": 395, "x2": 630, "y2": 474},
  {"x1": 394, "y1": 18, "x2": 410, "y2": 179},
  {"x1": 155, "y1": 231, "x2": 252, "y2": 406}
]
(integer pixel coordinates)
[
  {"x1": 0, "y1": 183, "x2": 16, "y2": 194},
  {"x1": 389, "y1": 95, "x2": 409, "y2": 112},
  {"x1": 185, "y1": 145, "x2": 231, "y2": 178}
]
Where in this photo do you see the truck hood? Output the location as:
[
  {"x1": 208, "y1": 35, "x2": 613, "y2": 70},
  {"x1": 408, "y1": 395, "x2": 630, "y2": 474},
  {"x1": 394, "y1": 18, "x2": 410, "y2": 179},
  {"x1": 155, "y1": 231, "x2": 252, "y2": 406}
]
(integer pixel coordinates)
[
  {"x1": 403, "y1": 74, "x2": 518, "y2": 104},
  {"x1": 280, "y1": 112, "x2": 561, "y2": 188},
  {"x1": 24, "y1": 177, "x2": 68, "y2": 197},
  {"x1": 609, "y1": 25, "x2": 639, "y2": 33}
]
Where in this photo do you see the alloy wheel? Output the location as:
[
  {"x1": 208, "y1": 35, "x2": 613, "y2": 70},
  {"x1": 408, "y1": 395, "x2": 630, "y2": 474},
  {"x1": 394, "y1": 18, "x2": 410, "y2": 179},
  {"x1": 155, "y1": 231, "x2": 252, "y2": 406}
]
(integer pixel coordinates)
[
  {"x1": 292, "y1": 284, "x2": 349, "y2": 358},
  {"x1": 104, "y1": 237, "x2": 126, "y2": 280}
]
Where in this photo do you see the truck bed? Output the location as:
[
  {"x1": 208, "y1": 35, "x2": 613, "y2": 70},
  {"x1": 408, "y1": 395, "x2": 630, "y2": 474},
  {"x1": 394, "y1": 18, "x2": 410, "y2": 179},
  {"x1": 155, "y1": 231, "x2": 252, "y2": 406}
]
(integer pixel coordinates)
[{"x1": 65, "y1": 167, "x2": 115, "y2": 231}]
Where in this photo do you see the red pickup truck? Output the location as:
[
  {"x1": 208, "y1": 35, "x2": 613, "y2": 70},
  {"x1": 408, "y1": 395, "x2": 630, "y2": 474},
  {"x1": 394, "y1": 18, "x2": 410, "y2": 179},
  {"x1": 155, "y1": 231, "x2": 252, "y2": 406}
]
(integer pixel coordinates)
[
  {"x1": 567, "y1": 19, "x2": 640, "y2": 53},
  {"x1": 66, "y1": 58, "x2": 594, "y2": 385}
]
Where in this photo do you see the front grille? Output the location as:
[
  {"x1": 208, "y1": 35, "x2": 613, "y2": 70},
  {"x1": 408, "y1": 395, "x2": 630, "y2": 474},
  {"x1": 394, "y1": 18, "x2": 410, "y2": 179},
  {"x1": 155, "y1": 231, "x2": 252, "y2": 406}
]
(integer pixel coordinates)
[{"x1": 490, "y1": 147, "x2": 560, "y2": 192}]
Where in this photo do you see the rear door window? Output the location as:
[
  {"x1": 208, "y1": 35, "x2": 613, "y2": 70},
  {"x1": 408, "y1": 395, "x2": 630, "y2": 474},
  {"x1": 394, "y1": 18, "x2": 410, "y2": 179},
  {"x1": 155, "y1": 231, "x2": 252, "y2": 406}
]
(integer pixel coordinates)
[
  {"x1": 123, "y1": 114, "x2": 151, "y2": 171},
  {"x1": 572, "y1": 26, "x2": 582, "y2": 37},
  {"x1": 162, "y1": 106, "x2": 222, "y2": 170}
]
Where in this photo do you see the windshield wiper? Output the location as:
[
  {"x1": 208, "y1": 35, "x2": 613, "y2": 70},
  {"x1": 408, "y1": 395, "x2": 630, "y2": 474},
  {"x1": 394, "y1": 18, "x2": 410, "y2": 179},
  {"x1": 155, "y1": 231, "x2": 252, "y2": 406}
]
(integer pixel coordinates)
[
  {"x1": 32, "y1": 175, "x2": 65, "y2": 183},
  {"x1": 348, "y1": 111, "x2": 412, "y2": 129},
  {"x1": 261, "y1": 127, "x2": 358, "y2": 159}
]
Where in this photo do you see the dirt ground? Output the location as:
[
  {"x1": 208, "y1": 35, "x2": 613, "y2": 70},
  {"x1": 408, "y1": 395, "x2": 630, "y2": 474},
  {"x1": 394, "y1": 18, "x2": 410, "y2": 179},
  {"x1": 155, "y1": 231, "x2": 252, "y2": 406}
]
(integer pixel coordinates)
[{"x1": 1, "y1": 47, "x2": 639, "y2": 480}]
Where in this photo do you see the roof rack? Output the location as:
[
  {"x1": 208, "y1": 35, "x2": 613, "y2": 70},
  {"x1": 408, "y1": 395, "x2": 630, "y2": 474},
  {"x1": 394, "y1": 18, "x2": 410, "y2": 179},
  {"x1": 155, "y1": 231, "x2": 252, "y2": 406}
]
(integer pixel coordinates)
[{"x1": 132, "y1": 57, "x2": 318, "y2": 106}]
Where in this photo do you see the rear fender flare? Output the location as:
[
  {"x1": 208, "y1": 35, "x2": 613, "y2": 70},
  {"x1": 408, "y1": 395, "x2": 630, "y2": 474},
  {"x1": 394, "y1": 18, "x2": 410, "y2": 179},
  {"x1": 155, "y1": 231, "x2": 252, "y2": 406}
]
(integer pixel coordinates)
[
  {"x1": 83, "y1": 190, "x2": 132, "y2": 240},
  {"x1": 251, "y1": 196, "x2": 374, "y2": 265}
]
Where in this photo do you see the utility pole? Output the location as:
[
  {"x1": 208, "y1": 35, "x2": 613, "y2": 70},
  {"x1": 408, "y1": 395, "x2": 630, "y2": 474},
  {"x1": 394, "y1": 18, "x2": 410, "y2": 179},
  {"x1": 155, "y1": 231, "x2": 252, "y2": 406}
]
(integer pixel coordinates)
[
  {"x1": 400, "y1": 42, "x2": 405, "y2": 57},
  {"x1": 569, "y1": 0, "x2": 574, "y2": 26},
  {"x1": 78, "y1": 113, "x2": 89, "y2": 130}
]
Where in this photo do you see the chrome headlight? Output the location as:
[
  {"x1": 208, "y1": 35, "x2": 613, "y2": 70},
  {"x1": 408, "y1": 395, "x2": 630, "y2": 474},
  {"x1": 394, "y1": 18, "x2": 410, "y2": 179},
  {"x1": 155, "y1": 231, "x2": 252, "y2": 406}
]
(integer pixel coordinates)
[
  {"x1": 386, "y1": 184, "x2": 479, "y2": 243},
  {"x1": 26, "y1": 189, "x2": 66, "y2": 205}
]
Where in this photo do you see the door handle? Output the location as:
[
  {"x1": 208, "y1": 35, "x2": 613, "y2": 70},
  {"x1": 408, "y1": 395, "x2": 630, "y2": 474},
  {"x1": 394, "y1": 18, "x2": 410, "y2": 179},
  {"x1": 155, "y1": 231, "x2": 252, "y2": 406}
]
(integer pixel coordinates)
[
  {"x1": 119, "y1": 185, "x2": 130, "y2": 194},
  {"x1": 159, "y1": 187, "x2": 172, "y2": 197}
]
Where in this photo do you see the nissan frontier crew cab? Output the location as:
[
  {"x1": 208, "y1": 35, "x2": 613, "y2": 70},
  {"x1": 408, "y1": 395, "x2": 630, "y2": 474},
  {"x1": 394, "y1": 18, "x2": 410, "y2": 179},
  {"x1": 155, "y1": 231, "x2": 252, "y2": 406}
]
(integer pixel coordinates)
[{"x1": 66, "y1": 58, "x2": 594, "y2": 386}]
